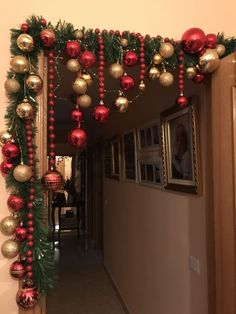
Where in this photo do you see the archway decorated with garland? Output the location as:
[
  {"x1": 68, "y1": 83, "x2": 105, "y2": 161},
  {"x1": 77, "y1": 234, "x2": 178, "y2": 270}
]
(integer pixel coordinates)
[{"x1": 0, "y1": 15, "x2": 235, "y2": 310}]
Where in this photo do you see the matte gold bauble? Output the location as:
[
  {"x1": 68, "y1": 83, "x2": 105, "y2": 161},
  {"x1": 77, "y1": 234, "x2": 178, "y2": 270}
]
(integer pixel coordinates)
[
  {"x1": 120, "y1": 38, "x2": 128, "y2": 48},
  {"x1": 16, "y1": 34, "x2": 34, "y2": 52},
  {"x1": 78, "y1": 94, "x2": 92, "y2": 108},
  {"x1": 159, "y1": 42, "x2": 175, "y2": 59},
  {"x1": 1, "y1": 239, "x2": 20, "y2": 259},
  {"x1": 66, "y1": 59, "x2": 81, "y2": 72},
  {"x1": 139, "y1": 81, "x2": 146, "y2": 91},
  {"x1": 0, "y1": 131, "x2": 13, "y2": 146},
  {"x1": 199, "y1": 49, "x2": 220, "y2": 73},
  {"x1": 74, "y1": 29, "x2": 83, "y2": 40},
  {"x1": 109, "y1": 63, "x2": 124, "y2": 79},
  {"x1": 0, "y1": 216, "x2": 18, "y2": 236},
  {"x1": 10, "y1": 56, "x2": 30, "y2": 74},
  {"x1": 186, "y1": 67, "x2": 197, "y2": 79},
  {"x1": 159, "y1": 72, "x2": 174, "y2": 87},
  {"x1": 148, "y1": 67, "x2": 160, "y2": 80},
  {"x1": 81, "y1": 73, "x2": 93, "y2": 86},
  {"x1": 13, "y1": 164, "x2": 33, "y2": 182},
  {"x1": 152, "y1": 53, "x2": 163, "y2": 65},
  {"x1": 114, "y1": 96, "x2": 129, "y2": 113},
  {"x1": 4, "y1": 78, "x2": 21, "y2": 94},
  {"x1": 26, "y1": 74, "x2": 43, "y2": 93},
  {"x1": 72, "y1": 78, "x2": 87, "y2": 95},
  {"x1": 216, "y1": 44, "x2": 226, "y2": 57},
  {"x1": 16, "y1": 99, "x2": 34, "y2": 119}
]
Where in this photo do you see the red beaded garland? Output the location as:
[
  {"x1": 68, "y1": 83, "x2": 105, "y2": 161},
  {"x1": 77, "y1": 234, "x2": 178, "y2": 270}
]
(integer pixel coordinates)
[
  {"x1": 138, "y1": 34, "x2": 145, "y2": 87},
  {"x1": 21, "y1": 23, "x2": 29, "y2": 33},
  {"x1": 176, "y1": 50, "x2": 188, "y2": 108}
]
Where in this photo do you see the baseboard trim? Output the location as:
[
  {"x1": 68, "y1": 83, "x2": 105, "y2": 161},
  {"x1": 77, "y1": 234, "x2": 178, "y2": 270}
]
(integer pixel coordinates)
[{"x1": 103, "y1": 264, "x2": 130, "y2": 314}]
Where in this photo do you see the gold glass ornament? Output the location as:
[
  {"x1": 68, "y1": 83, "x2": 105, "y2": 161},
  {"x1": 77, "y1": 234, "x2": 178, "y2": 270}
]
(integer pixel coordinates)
[
  {"x1": 16, "y1": 34, "x2": 34, "y2": 52},
  {"x1": 26, "y1": 73, "x2": 43, "y2": 93},
  {"x1": 16, "y1": 99, "x2": 34, "y2": 120},
  {"x1": 186, "y1": 67, "x2": 197, "y2": 79},
  {"x1": 114, "y1": 96, "x2": 129, "y2": 113},
  {"x1": 81, "y1": 73, "x2": 93, "y2": 86},
  {"x1": 148, "y1": 67, "x2": 160, "y2": 80},
  {"x1": 78, "y1": 94, "x2": 92, "y2": 108},
  {"x1": 0, "y1": 130, "x2": 13, "y2": 146},
  {"x1": 13, "y1": 164, "x2": 33, "y2": 183},
  {"x1": 4, "y1": 78, "x2": 21, "y2": 94},
  {"x1": 72, "y1": 78, "x2": 87, "y2": 95},
  {"x1": 199, "y1": 49, "x2": 220, "y2": 73},
  {"x1": 1, "y1": 239, "x2": 20, "y2": 259},
  {"x1": 216, "y1": 44, "x2": 226, "y2": 57},
  {"x1": 74, "y1": 29, "x2": 83, "y2": 40},
  {"x1": 0, "y1": 216, "x2": 18, "y2": 236},
  {"x1": 10, "y1": 56, "x2": 30, "y2": 74},
  {"x1": 159, "y1": 72, "x2": 174, "y2": 87},
  {"x1": 109, "y1": 63, "x2": 124, "y2": 79},
  {"x1": 120, "y1": 38, "x2": 128, "y2": 48},
  {"x1": 139, "y1": 81, "x2": 146, "y2": 91},
  {"x1": 152, "y1": 53, "x2": 163, "y2": 65},
  {"x1": 159, "y1": 42, "x2": 175, "y2": 59},
  {"x1": 66, "y1": 59, "x2": 81, "y2": 72}
]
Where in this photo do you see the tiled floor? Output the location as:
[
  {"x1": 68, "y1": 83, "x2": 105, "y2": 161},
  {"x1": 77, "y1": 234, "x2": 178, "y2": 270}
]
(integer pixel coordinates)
[{"x1": 47, "y1": 233, "x2": 125, "y2": 314}]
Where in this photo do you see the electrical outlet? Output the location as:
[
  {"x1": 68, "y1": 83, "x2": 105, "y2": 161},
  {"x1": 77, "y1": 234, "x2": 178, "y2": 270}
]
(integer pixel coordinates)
[{"x1": 189, "y1": 256, "x2": 200, "y2": 274}]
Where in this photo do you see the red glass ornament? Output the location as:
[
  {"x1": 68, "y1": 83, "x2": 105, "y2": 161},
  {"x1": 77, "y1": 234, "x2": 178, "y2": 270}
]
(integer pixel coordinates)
[
  {"x1": 93, "y1": 105, "x2": 110, "y2": 123},
  {"x1": 16, "y1": 283, "x2": 40, "y2": 310},
  {"x1": 192, "y1": 72, "x2": 205, "y2": 84},
  {"x1": 205, "y1": 33, "x2": 217, "y2": 49},
  {"x1": 177, "y1": 96, "x2": 188, "y2": 108},
  {"x1": 71, "y1": 108, "x2": 84, "y2": 122},
  {"x1": 68, "y1": 128, "x2": 87, "y2": 148},
  {"x1": 15, "y1": 227, "x2": 28, "y2": 241},
  {"x1": 40, "y1": 18, "x2": 47, "y2": 26},
  {"x1": 41, "y1": 169, "x2": 63, "y2": 191},
  {"x1": 123, "y1": 51, "x2": 138, "y2": 66},
  {"x1": 40, "y1": 29, "x2": 56, "y2": 47},
  {"x1": 2, "y1": 143, "x2": 20, "y2": 159},
  {"x1": 7, "y1": 195, "x2": 25, "y2": 212},
  {"x1": 120, "y1": 75, "x2": 135, "y2": 91},
  {"x1": 79, "y1": 51, "x2": 96, "y2": 68},
  {"x1": 181, "y1": 28, "x2": 206, "y2": 54},
  {"x1": 0, "y1": 160, "x2": 14, "y2": 176},
  {"x1": 21, "y1": 23, "x2": 29, "y2": 33},
  {"x1": 10, "y1": 261, "x2": 26, "y2": 279},
  {"x1": 66, "y1": 40, "x2": 80, "y2": 58}
]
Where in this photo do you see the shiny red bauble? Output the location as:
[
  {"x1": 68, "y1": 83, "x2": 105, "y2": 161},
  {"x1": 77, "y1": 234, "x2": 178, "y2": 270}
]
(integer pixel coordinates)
[
  {"x1": 79, "y1": 51, "x2": 96, "y2": 68},
  {"x1": 123, "y1": 51, "x2": 138, "y2": 66},
  {"x1": 93, "y1": 105, "x2": 110, "y2": 123},
  {"x1": 2, "y1": 143, "x2": 20, "y2": 159},
  {"x1": 40, "y1": 28, "x2": 56, "y2": 47},
  {"x1": 7, "y1": 195, "x2": 25, "y2": 212},
  {"x1": 120, "y1": 75, "x2": 135, "y2": 91},
  {"x1": 181, "y1": 27, "x2": 206, "y2": 54},
  {"x1": 21, "y1": 23, "x2": 29, "y2": 33},
  {"x1": 16, "y1": 284, "x2": 40, "y2": 310},
  {"x1": 71, "y1": 108, "x2": 84, "y2": 122},
  {"x1": 176, "y1": 96, "x2": 188, "y2": 108},
  {"x1": 66, "y1": 40, "x2": 80, "y2": 58},
  {"x1": 0, "y1": 160, "x2": 14, "y2": 177},
  {"x1": 205, "y1": 33, "x2": 217, "y2": 49},
  {"x1": 41, "y1": 169, "x2": 64, "y2": 191},
  {"x1": 192, "y1": 72, "x2": 205, "y2": 84},
  {"x1": 10, "y1": 260, "x2": 26, "y2": 279},
  {"x1": 68, "y1": 128, "x2": 87, "y2": 148},
  {"x1": 15, "y1": 227, "x2": 28, "y2": 241}
]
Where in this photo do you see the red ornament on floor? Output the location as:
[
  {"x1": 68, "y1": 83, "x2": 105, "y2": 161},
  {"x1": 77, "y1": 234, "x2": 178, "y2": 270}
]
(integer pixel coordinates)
[{"x1": 68, "y1": 128, "x2": 87, "y2": 148}]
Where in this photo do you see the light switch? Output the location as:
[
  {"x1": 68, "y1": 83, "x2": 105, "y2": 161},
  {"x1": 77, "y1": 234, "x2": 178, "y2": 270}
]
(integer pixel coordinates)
[{"x1": 189, "y1": 256, "x2": 200, "y2": 274}]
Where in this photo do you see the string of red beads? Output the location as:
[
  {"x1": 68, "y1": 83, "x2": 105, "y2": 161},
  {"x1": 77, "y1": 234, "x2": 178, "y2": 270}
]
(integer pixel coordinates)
[
  {"x1": 138, "y1": 34, "x2": 146, "y2": 90},
  {"x1": 177, "y1": 50, "x2": 188, "y2": 107},
  {"x1": 48, "y1": 50, "x2": 56, "y2": 169},
  {"x1": 98, "y1": 33, "x2": 105, "y2": 102}
]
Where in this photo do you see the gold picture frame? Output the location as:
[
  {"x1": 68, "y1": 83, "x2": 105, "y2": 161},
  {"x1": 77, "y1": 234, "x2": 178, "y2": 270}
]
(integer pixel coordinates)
[{"x1": 161, "y1": 98, "x2": 201, "y2": 194}]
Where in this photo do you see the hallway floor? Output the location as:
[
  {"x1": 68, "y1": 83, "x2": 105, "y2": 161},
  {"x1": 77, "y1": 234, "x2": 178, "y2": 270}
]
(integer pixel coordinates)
[{"x1": 47, "y1": 233, "x2": 126, "y2": 314}]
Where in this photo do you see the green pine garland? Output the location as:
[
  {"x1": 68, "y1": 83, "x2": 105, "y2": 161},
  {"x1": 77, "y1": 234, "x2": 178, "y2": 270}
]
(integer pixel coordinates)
[{"x1": 3, "y1": 14, "x2": 236, "y2": 303}]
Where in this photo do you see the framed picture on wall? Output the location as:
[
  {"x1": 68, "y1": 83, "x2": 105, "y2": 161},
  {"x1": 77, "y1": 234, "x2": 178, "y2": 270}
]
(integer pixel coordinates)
[
  {"x1": 138, "y1": 152, "x2": 163, "y2": 187},
  {"x1": 122, "y1": 129, "x2": 138, "y2": 181},
  {"x1": 111, "y1": 137, "x2": 121, "y2": 179},
  {"x1": 161, "y1": 98, "x2": 201, "y2": 194},
  {"x1": 137, "y1": 119, "x2": 161, "y2": 151}
]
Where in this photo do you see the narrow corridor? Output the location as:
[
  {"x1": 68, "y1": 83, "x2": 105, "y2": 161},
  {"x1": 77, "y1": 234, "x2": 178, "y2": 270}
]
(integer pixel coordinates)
[{"x1": 47, "y1": 234, "x2": 126, "y2": 314}]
